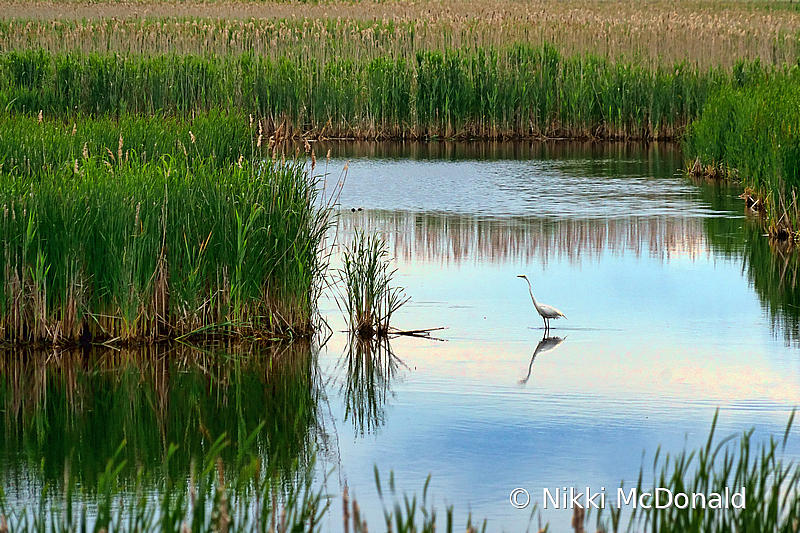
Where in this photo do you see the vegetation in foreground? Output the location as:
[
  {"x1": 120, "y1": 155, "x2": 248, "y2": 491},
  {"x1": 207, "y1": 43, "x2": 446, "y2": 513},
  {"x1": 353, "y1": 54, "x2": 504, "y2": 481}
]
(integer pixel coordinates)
[
  {"x1": 0, "y1": 113, "x2": 331, "y2": 344},
  {"x1": 1, "y1": 409, "x2": 799, "y2": 532}
]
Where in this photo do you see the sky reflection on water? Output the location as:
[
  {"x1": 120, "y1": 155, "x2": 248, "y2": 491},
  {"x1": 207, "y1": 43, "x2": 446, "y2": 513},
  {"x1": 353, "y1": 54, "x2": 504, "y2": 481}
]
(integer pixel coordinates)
[
  {"x1": 1, "y1": 141, "x2": 797, "y2": 532},
  {"x1": 316, "y1": 141, "x2": 800, "y2": 532}
]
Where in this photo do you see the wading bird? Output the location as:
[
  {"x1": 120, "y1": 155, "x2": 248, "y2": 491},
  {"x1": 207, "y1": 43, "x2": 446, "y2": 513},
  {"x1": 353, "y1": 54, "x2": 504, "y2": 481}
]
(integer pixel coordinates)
[{"x1": 517, "y1": 275, "x2": 566, "y2": 332}]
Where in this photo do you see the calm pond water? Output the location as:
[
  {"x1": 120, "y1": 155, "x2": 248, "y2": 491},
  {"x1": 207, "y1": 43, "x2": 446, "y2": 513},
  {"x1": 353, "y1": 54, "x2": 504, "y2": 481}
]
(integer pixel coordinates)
[
  {"x1": 315, "y1": 141, "x2": 800, "y2": 531},
  {"x1": 2, "y1": 141, "x2": 800, "y2": 532}
]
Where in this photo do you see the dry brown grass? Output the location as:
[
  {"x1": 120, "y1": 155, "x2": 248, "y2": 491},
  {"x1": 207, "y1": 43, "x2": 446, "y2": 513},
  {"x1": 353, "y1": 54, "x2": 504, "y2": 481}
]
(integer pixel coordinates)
[{"x1": 0, "y1": 0, "x2": 798, "y2": 68}]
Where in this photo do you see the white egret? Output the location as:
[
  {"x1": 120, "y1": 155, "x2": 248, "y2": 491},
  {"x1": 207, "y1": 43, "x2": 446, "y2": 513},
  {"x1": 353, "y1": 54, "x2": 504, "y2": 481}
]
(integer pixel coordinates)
[{"x1": 517, "y1": 275, "x2": 566, "y2": 331}]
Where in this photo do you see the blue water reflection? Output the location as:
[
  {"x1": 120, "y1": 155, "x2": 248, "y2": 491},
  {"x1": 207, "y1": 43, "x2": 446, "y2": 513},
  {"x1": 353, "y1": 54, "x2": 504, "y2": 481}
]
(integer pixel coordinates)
[{"x1": 316, "y1": 141, "x2": 800, "y2": 532}]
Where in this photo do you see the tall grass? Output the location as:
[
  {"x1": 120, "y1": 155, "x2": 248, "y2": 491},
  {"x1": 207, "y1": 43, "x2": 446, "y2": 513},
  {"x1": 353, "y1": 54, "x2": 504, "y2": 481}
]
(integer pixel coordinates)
[
  {"x1": 0, "y1": 148, "x2": 329, "y2": 344},
  {"x1": 0, "y1": 47, "x2": 726, "y2": 140},
  {"x1": 0, "y1": 111, "x2": 253, "y2": 177},
  {"x1": 685, "y1": 66, "x2": 800, "y2": 235},
  {"x1": 593, "y1": 412, "x2": 800, "y2": 533},
  {"x1": 338, "y1": 231, "x2": 407, "y2": 338},
  {"x1": 0, "y1": 3, "x2": 798, "y2": 70}
]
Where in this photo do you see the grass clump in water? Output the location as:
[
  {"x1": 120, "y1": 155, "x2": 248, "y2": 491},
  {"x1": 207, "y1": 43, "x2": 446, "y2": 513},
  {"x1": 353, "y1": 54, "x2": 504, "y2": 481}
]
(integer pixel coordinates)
[{"x1": 338, "y1": 230, "x2": 407, "y2": 339}]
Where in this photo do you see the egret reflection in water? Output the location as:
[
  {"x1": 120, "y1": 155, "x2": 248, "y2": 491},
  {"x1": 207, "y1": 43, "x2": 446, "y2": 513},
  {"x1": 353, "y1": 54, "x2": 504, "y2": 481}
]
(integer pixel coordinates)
[{"x1": 519, "y1": 334, "x2": 566, "y2": 385}]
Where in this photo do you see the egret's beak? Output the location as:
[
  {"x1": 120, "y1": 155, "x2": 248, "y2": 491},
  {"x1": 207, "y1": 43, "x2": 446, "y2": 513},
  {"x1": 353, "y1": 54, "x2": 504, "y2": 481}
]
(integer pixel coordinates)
[{"x1": 516, "y1": 275, "x2": 525, "y2": 279}]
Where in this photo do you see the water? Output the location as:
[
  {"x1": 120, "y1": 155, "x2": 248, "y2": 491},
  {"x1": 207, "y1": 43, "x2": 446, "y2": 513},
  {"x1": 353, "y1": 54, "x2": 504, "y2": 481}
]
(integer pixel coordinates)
[
  {"x1": 315, "y1": 141, "x2": 800, "y2": 531},
  {"x1": 2, "y1": 141, "x2": 799, "y2": 532}
]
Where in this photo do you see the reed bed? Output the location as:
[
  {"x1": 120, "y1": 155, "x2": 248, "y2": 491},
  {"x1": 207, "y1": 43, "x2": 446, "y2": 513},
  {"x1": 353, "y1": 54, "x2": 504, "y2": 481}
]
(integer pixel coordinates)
[
  {"x1": 0, "y1": 146, "x2": 328, "y2": 344},
  {"x1": 0, "y1": 112, "x2": 253, "y2": 176},
  {"x1": 0, "y1": 47, "x2": 726, "y2": 139},
  {"x1": 685, "y1": 67, "x2": 800, "y2": 237},
  {"x1": 0, "y1": 0, "x2": 798, "y2": 70}
]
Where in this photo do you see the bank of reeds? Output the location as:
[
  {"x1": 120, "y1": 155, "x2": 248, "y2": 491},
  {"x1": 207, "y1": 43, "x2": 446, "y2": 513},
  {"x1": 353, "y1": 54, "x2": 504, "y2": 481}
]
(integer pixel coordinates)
[
  {"x1": 0, "y1": 111, "x2": 253, "y2": 176},
  {"x1": 0, "y1": 148, "x2": 328, "y2": 344},
  {"x1": 685, "y1": 66, "x2": 800, "y2": 239},
  {"x1": 1, "y1": 2, "x2": 798, "y2": 70},
  {"x1": 0, "y1": 47, "x2": 723, "y2": 140}
]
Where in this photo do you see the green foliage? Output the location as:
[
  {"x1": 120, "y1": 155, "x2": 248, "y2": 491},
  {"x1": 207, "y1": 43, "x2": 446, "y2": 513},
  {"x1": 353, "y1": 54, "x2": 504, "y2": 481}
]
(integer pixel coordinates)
[
  {"x1": 0, "y1": 47, "x2": 731, "y2": 140},
  {"x1": 0, "y1": 118, "x2": 329, "y2": 343},
  {"x1": 338, "y1": 231, "x2": 407, "y2": 338},
  {"x1": 0, "y1": 111, "x2": 252, "y2": 177},
  {"x1": 686, "y1": 68, "x2": 800, "y2": 226},
  {"x1": 596, "y1": 412, "x2": 800, "y2": 533}
]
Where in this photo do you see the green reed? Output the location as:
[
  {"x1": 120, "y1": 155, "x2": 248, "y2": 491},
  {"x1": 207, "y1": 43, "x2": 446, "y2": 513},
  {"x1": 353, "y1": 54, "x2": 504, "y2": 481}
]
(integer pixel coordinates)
[
  {"x1": 0, "y1": 111, "x2": 253, "y2": 177},
  {"x1": 0, "y1": 432, "x2": 328, "y2": 533},
  {"x1": 338, "y1": 230, "x2": 407, "y2": 338},
  {"x1": 686, "y1": 65, "x2": 800, "y2": 233},
  {"x1": 592, "y1": 412, "x2": 800, "y2": 533},
  {"x1": 0, "y1": 46, "x2": 728, "y2": 140},
  {"x1": 0, "y1": 147, "x2": 328, "y2": 344}
]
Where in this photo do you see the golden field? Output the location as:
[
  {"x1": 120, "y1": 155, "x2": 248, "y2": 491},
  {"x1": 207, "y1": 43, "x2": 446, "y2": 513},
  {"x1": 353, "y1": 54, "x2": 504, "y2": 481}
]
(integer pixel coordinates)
[{"x1": 0, "y1": 0, "x2": 797, "y2": 68}]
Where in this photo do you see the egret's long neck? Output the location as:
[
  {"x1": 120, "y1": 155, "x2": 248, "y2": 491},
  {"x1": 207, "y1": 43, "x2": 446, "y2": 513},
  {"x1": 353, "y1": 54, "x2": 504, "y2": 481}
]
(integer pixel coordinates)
[{"x1": 525, "y1": 280, "x2": 541, "y2": 311}]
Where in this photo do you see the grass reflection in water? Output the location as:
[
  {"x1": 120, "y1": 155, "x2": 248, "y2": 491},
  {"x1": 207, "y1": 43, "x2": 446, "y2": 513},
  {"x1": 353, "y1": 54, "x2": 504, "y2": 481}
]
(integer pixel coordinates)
[{"x1": 0, "y1": 341, "x2": 320, "y2": 494}]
